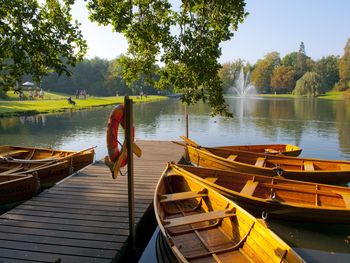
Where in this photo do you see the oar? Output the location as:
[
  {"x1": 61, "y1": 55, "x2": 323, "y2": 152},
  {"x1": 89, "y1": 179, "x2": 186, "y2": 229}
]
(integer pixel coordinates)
[
  {"x1": 180, "y1": 135, "x2": 199, "y2": 147},
  {"x1": 133, "y1": 142, "x2": 142, "y2": 157},
  {"x1": 172, "y1": 141, "x2": 186, "y2": 147},
  {"x1": 58, "y1": 146, "x2": 97, "y2": 161},
  {"x1": 105, "y1": 142, "x2": 141, "y2": 179},
  {"x1": 112, "y1": 141, "x2": 127, "y2": 179}
]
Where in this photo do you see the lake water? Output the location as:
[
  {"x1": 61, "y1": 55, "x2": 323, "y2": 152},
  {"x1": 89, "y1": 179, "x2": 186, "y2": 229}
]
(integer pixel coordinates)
[{"x1": 1, "y1": 96, "x2": 350, "y2": 262}]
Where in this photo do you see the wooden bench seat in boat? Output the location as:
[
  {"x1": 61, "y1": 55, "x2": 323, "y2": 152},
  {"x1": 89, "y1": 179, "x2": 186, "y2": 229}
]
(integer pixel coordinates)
[
  {"x1": 255, "y1": 157, "x2": 266, "y2": 167},
  {"x1": 304, "y1": 161, "x2": 314, "y2": 171},
  {"x1": 160, "y1": 191, "x2": 207, "y2": 203},
  {"x1": 0, "y1": 150, "x2": 29, "y2": 158},
  {"x1": 333, "y1": 191, "x2": 350, "y2": 208},
  {"x1": 240, "y1": 180, "x2": 259, "y2": 196},
  {"x1": 227, "y1": 154, "x2": 238, "y2": 161},
  {"x1": 163, "y1": 208, "x2": 236, "y2": 228}
]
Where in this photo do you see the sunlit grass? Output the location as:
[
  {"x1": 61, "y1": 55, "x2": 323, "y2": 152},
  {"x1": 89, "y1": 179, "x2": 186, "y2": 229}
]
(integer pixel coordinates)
[
  {"x1": 0, "y1": 95, "x2": 167, "y2": 116},
  {"x1": 258, "y1": 91, "x2": 347, "y2": 100},
  {"x1": 258, "y1": 94, "x2": 295, "y2": 98},
  {"x1": 5, "y1": 90, "x2": 68, "y2": 100},
  {"x1": 318, "y1": 91, "x2": 346, "y2": 100}
]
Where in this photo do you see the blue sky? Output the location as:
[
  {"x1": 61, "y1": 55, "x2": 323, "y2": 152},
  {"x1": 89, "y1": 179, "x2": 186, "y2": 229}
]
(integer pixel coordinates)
[{"x1": 72, "y1": 0, "x2": 350, "y2": 64}]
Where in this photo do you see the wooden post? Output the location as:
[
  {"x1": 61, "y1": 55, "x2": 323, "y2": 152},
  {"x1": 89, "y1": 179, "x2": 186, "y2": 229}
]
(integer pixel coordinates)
[
  {"x1": 124, "y1": 96, "x2": 135, "y2": 249},
  {"x1": 185, "y1": 104, "x2": 189, "y2": 138}
]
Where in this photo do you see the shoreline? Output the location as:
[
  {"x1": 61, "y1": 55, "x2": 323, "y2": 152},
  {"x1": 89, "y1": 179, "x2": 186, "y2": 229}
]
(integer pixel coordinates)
[
  {"x1": 256, "y1": 91, "x2": 348, "y2": 100},
  {"x1": 0, "y1": 95, "x2": 168, "y2": 118}
]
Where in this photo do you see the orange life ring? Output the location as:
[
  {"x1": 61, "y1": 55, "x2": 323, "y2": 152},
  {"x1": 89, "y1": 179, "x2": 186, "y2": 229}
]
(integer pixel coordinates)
[{"x1": 106, "y1": 104, "x2": 134, "y2": 168}]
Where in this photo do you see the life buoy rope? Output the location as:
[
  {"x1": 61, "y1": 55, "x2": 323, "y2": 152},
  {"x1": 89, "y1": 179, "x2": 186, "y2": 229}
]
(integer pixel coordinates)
[
  {"x1": 106, "y1": 104, "x2": 134, "y2": 170},
  {"x1": 105, "y1": 103, "x2": 142, "y2": 179}
]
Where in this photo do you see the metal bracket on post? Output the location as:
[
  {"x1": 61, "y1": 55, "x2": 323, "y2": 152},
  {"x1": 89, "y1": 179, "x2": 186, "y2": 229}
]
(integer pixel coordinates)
[{"x1": 124, "y1": 96, "x2": 135, "y2": 250}]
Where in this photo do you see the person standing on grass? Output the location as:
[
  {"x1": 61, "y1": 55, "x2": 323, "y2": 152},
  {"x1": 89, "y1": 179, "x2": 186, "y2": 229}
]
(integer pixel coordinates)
[
  {"x1": 29, "y1": 90, "x2": 34, "y2": 100},
  {"x1": 39, "y1": 88, "x2": 44, "y2": 99}
]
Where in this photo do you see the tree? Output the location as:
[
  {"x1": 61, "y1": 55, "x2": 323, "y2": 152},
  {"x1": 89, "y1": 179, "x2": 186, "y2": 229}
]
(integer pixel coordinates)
[
  {"x1": 282, "y1": 52, "x2": 298, "y2": 68},
  {"x1": 105, "y1": 56, "x2": 161, "y2": 96},
  {"x1": 251, "y1": 52, "x2": 280, "y2": 93},
  {"x1": 218, "y1": 59, "x2": 245, "y2": 93},
  {"x1": 270, "y1": 66, "x2": 296, "y2": 94},
  {"x1": 86, "y1": 0, "x2": 247, "y2": 116},
  {"x1": 294, "y1": 72, "x2": 322, "y2": 97},
  {"x1": 295, "y1": 42, "x2": 315, "y2": 79},
  {"x1": 42, "y1": 57, "x2": 109, "y2": 95},
  {"x1": 0, "y1": 0, "x2": 87, "y2": 91},
  {"x1": 296, "y1": 42, "x2": 307, "y2": 78},
  {"x1": 337, "y1": 38, "x2": 350, "y2": 91},
  {"x1": 314, "y1": 55, "x2": 339, "y2": 91}
]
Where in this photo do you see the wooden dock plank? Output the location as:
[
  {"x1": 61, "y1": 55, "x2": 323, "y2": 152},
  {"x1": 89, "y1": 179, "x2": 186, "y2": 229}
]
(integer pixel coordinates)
[
  {"x1": 0, "y1": 219, "x2": 130, "y2": 235},
  {"x1": 0, "y1": 140, "x2": 184, "y2": 262},
  {"x1": 0, "y1": 248, "x2": 111, "y2": 263},
  {"x1": 0, "y1": 224, "x2": 125, "y2": 242}
]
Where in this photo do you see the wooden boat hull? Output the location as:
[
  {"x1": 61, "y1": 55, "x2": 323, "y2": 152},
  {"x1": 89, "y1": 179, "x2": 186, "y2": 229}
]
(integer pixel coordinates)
[
  {"x1": 173, "y1": 164, "x2": 350, "y2": 223},
  {"x1": 154, "y1": 163, "x2": 304, "y2": 263},
  {"x1": 179, "y1": 136, "x2": 302, "y2": 156},
  {"x1": 186, "y1": 145, "x2": 350, "y2": 184},
  {"x1": 0, "y1": 161, "x2": 72, "y2": 188},
  {"x1": 0, "y1": 145, "x2": 95, "y2": 187},
  {"x1": 218, "y1": 144, "x2": 301, "y2": 156},
  {"x1": 0, "y1": 145, "x2": 94, "y2": 171},
  {"x1": 0, "y1": 175, "x2": 39, "y2": 207}
]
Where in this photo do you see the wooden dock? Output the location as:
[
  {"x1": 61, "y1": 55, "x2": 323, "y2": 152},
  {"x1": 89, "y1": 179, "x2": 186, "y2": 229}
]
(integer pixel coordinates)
[{"x1": 0, "y1": 140, "x2": 184, "y2": 263}]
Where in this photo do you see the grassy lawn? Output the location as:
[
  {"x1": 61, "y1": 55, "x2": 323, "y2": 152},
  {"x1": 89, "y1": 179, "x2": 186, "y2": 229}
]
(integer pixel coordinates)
[
  {"x1": 258, "y1": 93, "x2": 295, "y2": 98},
  {"x1": 258, "y1": 91, "x2": 348, "y2": 100},
  {"x1": 0, "y1": 94, "x2": 167, "y2": 117},
  {"x1": 5, "y1": 90, "x2": 68, "y2": 100},
  {"x1": 317, "y1": 91, "x2": 347, "y2": 100}
]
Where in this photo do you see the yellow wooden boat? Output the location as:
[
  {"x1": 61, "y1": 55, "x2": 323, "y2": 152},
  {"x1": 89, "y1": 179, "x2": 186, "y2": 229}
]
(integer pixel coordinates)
[
  {"x1": 185, "y1": 142, "x2": 350, "y2": 184},
  {"x1": 0, "y1": 174, "x2": 39, "y2": 208},
  {"x1": 0, "y1": 145, "x2": 95, "y2": 170},
  {"x1": 154, "y1": 163, "x2": 304, "y2": 263},
  {"x1": 0, "y1": 145, "x2": 95, "y2": 187},
  {"x1": 172, "y1": 164, "x2": 350, "y2": 223},
  {"x1": 177, "y1": 136, "x2": 302, "y2": 156}
]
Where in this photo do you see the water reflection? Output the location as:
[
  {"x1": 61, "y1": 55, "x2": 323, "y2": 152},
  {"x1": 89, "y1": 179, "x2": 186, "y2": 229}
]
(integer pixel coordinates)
[
  {"x1": 1, "y1": 97, "x2": 350, "y2": 262},
  {"x1": 0, "y1": 97, "x2": 350, "y2": 160}
]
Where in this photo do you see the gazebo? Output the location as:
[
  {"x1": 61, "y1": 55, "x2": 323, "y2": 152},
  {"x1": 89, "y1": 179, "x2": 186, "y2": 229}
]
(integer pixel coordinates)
[{"x1": 22, "y1": 81, "x2": 35, "y2": 89}]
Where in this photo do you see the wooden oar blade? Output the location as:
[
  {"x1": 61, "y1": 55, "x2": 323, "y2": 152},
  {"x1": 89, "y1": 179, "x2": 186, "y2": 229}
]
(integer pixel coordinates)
[
  {"x1": 180, "y1": 135, "x2": 199, "y2": 147},
  {"x1": 133, "y1": 142, "x2": 142, "y2": 157},
  {"x1": 112, "y1": 148, "x2": 127, "y2": 179}
]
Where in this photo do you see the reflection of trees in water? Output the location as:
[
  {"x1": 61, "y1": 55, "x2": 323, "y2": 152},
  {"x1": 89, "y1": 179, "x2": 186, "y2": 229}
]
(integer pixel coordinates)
[
  {"x1": 334, "y1": 100, "x2": 350, "y2": 157},
  {"x1": 1, "y1": 98, "x2": 350, "y2": 157},
  {"x1": 0, "y1": 109, "x2": 110, "y2": 146}
]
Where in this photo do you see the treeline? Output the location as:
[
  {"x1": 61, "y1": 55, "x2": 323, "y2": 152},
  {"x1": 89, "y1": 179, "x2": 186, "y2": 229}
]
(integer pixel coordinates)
[
  {"x1": 219, "y1": 38, "x2": 350, "y2": 96},
  {"x1": 28, "y1": 39, "x2": 350, "y2": 98},
  {"x1": 40, "y1": 56, "x2": 163, "y2": 96}
]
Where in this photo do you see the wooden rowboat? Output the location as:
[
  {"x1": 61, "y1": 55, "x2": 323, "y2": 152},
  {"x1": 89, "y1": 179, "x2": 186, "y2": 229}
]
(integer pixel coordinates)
[
  {"x1": 172, "y1": 164, "x2": 350, "y2": 223},
  {"x1": 154, "y1": 163, "x2": 304, "y2": 263},
  {"x1": 185, "y1": 143, "x2": 350, "y2": 184},
  {"x1": 0, "y1": 145, "x2": 95, "y2": 171},
  {"x1": 0, "y1": 174, "x2": 39, "y2": 208},
  {"x1": 0, "y1": 146, "x2": 95, "y2": 187},
  {"x1": 0, "y1": 160, "x2": 72, "y2": 188},
  {"x1": 178, "y1": 136, "x2": 302, "y2": 156}
]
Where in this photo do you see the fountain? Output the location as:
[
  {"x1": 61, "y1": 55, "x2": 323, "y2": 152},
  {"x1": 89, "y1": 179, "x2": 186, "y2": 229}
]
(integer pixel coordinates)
[{"x1": 230, "y1": 68, "x2": 256, "y2": 97}]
